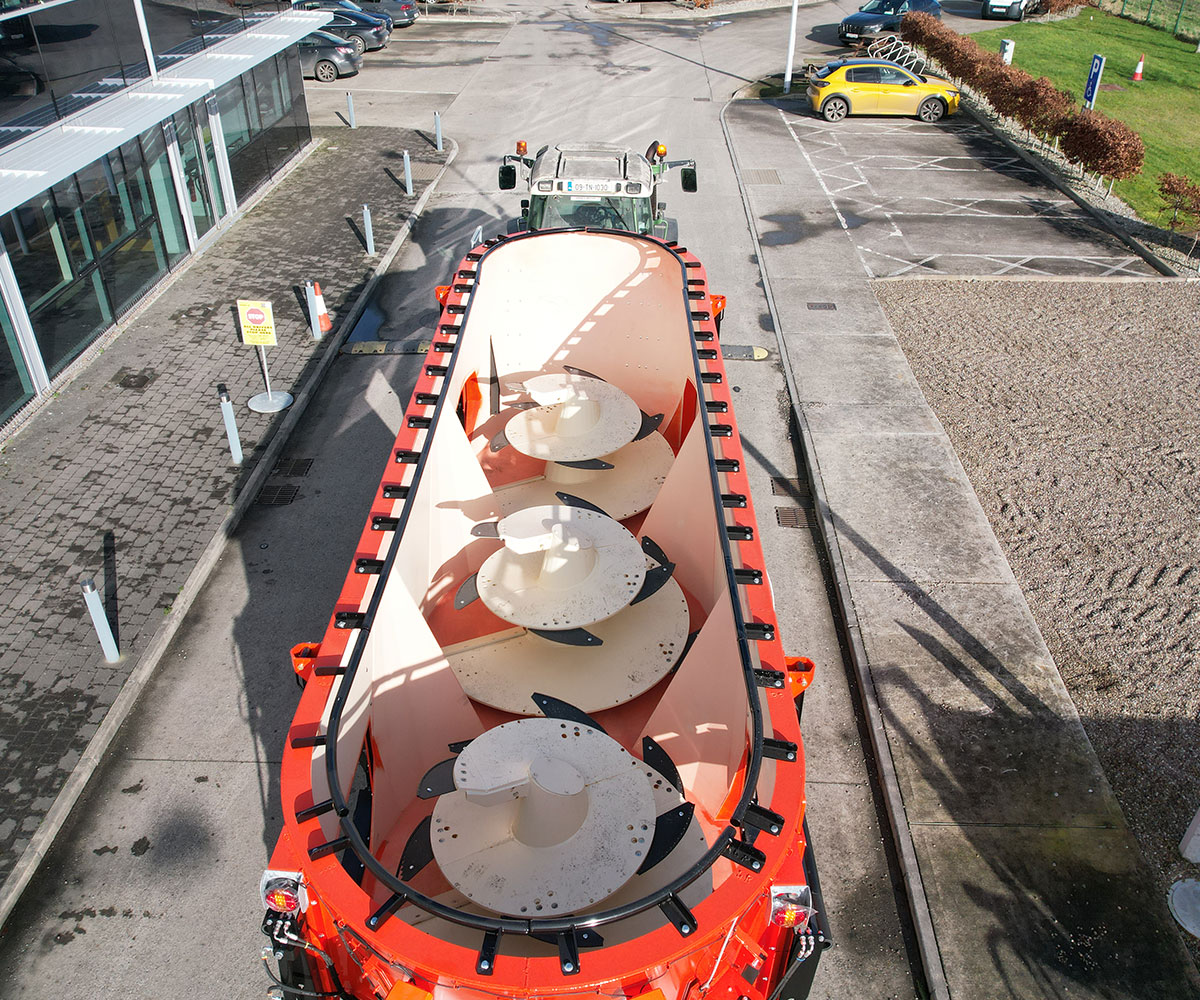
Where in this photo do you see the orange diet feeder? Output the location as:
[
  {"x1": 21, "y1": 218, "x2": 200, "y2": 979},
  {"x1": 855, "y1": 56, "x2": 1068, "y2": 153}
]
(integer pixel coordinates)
[{"x1": 260, "y1": 229, "x2": 830, "y2": 1000}]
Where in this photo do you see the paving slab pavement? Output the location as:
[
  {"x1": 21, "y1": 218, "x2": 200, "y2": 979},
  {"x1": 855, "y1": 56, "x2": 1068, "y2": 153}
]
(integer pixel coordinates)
[
  {"x1": 0, "y1": 125, "x2": 449, "y2": 925},
  {"x1": 723, "y1": 97, "x2": 1200, "y2": 997}
]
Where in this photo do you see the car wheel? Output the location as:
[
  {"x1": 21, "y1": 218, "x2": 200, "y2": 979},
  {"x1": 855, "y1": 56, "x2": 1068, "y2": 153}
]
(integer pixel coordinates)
[
  {"x1": 314, "y1": 60, "x2": 338, "y2": 83},
  {"x1": 349, "y1": 34, "x2": 366, "y2": 55},
  {"x1": 918, "y1": 97, "x2": 945, "y2": 123},
  {"x1": 822, "y1": 96, "x2": 850, "y2": 122}
]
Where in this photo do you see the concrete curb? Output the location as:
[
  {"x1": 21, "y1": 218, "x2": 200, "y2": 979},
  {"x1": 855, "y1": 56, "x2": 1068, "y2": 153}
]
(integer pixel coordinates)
[
  {"x1": 0, "y1": 137, "x2": 459, "y2": 935},
  {"x1": 720, "y1": 98, "x2": 952, "y2": 1000}
]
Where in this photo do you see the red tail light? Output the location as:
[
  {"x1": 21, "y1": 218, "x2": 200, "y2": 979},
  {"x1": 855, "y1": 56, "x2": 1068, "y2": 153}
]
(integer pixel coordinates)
[{"x1": 260, "y1": 871, "x2": 305, "y2": 914}]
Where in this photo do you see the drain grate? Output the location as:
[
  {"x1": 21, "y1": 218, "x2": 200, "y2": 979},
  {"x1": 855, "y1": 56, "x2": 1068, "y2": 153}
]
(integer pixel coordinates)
[
  {"x1": 257, "y1": 484, "x2": 299, "y2": 506},
  {"x1": 807, "y1": 302, "x2": 837, "y2": 311},
  {"x1": 776, "y1": 507, "x2": 812, "y2": 529},
  {"x1": 771, "y1": 477, "x2": 811, "y2": 500},
  {"x1": 743, "y1": 168, "x2": 782, "y2": 185},
  {"x1": 273, "y1": 458, "x2": 314, "y2": 477}
]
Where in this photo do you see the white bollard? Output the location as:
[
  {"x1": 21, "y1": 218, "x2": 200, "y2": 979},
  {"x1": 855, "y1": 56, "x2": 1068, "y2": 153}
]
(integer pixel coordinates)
[
  {"x1": 346, "y1": 91, "x2": 357, "y2": 129},
  {"x1": 434, "y1": 111, "x2": 443, "y2": 152},
  {"x1": 403, "y1": 150, "x2": 413, "y2": 196},
  {"x1": 363, "y1": 204, "x2": 375, "y2": 255},
  {"x1": 217, "y1": 382, "x2": 243, "y2": 465},
  {"x1": 81, "y1": 578, "x2": 120, "y2": 662},
  {"x1": 1182, "y1": 806, "x2": 1200, "y2": 862}
]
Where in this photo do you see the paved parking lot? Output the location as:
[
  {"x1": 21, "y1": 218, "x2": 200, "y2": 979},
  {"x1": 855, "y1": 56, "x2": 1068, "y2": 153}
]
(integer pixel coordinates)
[{"x1": 769, "y1": 106, "x2": 1156, "y2": 277}]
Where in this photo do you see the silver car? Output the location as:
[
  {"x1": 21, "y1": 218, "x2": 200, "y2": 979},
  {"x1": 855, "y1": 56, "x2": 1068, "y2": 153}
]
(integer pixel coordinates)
[{"x1": 298, "y1": 30, "x2": 363, "y2": 83}]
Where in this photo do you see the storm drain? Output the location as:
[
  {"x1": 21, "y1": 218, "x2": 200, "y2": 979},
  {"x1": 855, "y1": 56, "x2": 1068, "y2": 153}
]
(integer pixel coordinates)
[
  {"x1": 776, "y1": 507, "x2": 813, "y2": 529},
  {"x1": 771, "y1": 476, "x2": 811, "y2": 500},
  {"x1": 273, "y1": 458, "x2": 314, "y2": 477},
  {"x1": 743, "y1": 168, "x2": 782, "y2": 185},
  {"x1": 256, "y1": 484, "x2": 299, "y2": 506},
  {"x1": 807, "y1": 302, "x2": 837, "y2": 311}
]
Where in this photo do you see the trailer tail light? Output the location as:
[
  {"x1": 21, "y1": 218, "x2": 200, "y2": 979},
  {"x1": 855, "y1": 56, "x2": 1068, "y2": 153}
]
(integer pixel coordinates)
[
  {"x1": 626, "y1": 182, "x2": 642, "y2": 194},
  {"x1": 516, "y1": 140, "x2": 527, "y2": 156},
  {"x1": 769, "y1": 884, "x2": 815, "y2": 930},
  {"x1": 537, "y1": 180, "x2": 553, "y2": 191},
  {"x1": 261, "y1": 870, "x2": 305, "y2": 914}
]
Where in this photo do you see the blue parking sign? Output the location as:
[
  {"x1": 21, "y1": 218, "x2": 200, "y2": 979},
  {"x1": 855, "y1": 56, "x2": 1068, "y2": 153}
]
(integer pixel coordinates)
[{"x1": 1084, "y1": 54, "x2": 1106, "y2": 109}]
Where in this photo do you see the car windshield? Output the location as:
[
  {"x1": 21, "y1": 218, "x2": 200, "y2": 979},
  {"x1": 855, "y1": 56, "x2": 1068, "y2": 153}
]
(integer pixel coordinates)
[
  {"x1": 528, "y1": 195, "x2": 652, "y2": 234},
  {"x1": 859, "y1": 0, "x2": 902, "y2": 12}
]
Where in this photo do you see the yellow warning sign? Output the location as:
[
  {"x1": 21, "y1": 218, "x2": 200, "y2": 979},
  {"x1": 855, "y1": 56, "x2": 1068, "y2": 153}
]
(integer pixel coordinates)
[{"x1": 237, "y1": 299, "x2": 276, "y2": 346}]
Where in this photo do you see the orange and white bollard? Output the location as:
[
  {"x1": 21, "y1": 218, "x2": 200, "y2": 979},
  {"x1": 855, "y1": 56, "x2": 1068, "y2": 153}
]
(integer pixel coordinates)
[
  {"x1": 1133, "y1": 53, "x2": 1144, "y2": 81},
  {"x1": 313, "y1": 281, "x2": 332, "y2": 336}
]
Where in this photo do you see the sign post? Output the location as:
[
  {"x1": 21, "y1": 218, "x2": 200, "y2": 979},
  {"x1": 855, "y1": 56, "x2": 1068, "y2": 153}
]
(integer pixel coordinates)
[
  {"x1": 1083, "y1": 54, "x2": 1106, "y2": 110},
  {"x1": 237, "y1": 299, "x2": 293, "y2": 413}
]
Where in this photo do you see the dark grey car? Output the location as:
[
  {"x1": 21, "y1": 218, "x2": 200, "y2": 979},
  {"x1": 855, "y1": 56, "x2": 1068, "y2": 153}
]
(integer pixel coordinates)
[
  {"x1": 313, "y1": 8, "x2": 390, "y2": 54},
  {"x1": 298, "y1": 29, "x2": 364, "y2": 82}
]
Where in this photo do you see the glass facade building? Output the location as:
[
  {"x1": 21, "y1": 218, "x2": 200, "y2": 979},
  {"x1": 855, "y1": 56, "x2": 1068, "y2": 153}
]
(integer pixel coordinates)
[{"x1": 0, "y1": 2, "x2": 323, "y2": 428}]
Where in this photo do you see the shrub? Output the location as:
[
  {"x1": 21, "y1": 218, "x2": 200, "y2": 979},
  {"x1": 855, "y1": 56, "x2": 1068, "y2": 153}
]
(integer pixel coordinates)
[
  {"x1": 1058, "y1": 110, "x2": 1145, "y2": 179},
  {"x1": 1014, "y1": 76, "x2": 1075, "y2": 137}
]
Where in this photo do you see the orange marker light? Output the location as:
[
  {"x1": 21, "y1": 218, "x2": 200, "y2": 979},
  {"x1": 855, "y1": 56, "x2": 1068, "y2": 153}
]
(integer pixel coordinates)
[
  {"x1": 516, "y1": 140, "x2": 528, "y2": 156},
  {"x1": 656, "y1": 143, "x2": 667, "y2": 158}
]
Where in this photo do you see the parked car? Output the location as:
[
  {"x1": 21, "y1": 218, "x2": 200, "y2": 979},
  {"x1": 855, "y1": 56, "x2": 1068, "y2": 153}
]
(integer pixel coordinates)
[
  {"x1": 837, "y1": 0, "x2": 941, "y2": 45},
  {"x1": 306, "y1": 7, "x2": 390, "y2": 54},
  {"x1": 298, "y1": 29, "x2": 364, "y2": 81},
  {"x1": 981, "y1": 0, "x2": 1040, "y2": 18},
  {"x1": 807, "y1": 58, "x2": 960, "y2": 122},
  {"x1": 350, "y1": 0, "x2": 419, "y2": 25},
  {"x1": 292, "y1": 0, "x2": 405, "y2": 31}
]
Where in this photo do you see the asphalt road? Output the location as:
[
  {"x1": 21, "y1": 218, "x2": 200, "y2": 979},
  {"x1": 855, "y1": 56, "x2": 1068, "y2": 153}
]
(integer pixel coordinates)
[{"x1": 0, "y1": 0, "x2": 1145, "y2": 996}]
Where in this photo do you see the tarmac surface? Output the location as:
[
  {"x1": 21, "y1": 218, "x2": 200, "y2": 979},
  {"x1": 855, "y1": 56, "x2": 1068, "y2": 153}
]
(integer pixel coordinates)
[{"x1": 1, "y1": 1, "x2": 1199, "y2": 997}]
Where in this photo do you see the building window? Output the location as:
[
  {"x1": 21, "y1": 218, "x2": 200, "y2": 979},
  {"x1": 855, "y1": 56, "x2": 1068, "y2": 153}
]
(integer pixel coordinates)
[{"x1": 0, "y1": 291, "x2": 34, "y2": 426}]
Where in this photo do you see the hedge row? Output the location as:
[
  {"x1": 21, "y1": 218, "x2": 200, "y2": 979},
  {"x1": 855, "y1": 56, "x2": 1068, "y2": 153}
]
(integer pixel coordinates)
[{"x1": 901, "y1": 11, "x2": 1144, "y2": 180}]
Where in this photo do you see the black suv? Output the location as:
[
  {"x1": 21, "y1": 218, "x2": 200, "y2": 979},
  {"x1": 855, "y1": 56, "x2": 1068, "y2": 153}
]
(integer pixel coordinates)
[{"x1": 838, "y1": 0, "x2": 941, "y2": 45}]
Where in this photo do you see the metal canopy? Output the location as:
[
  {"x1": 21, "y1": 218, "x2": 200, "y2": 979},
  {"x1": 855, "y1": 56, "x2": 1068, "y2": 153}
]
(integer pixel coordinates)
[{"x1": 0, "y1": 9, "x2": 329, "y2": 216}]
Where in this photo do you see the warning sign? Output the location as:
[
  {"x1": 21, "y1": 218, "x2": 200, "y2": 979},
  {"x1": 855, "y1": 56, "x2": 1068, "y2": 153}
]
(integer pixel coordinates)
[{"x1": 237, "y1": 299, "x2": 277, "y2": 346}]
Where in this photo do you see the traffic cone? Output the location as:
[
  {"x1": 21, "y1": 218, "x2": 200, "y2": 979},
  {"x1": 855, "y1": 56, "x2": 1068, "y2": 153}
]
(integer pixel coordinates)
[
  {"x1": 313, "y1": 281, "x2": 332, "y2": 334},
  {"x1": 1133, "y1": 53, "x2": 1144, "y2": 81}
]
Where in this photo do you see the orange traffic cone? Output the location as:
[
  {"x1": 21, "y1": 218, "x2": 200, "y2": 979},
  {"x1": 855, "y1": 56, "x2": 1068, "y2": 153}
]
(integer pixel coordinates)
[
  {"x1": 1133, "y1": 53, "x2": 1144, "y2": 81},
  {"x1": 313, "y1": 281, "x2": 332, "y2": 334}
]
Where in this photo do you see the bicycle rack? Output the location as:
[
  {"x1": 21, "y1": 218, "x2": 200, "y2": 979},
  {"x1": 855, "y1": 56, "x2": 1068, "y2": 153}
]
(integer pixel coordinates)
[{"x1": 867, "y1": 34, "x2": 927, "y2": 76}]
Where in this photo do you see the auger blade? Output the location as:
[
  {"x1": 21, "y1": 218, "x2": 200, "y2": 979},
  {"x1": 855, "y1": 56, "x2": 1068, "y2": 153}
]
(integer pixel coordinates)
[
  {"x1": 454, "y1": 573, "x2": 480, "y2": 610},
  {"x1": 562, "y1": 364, "x2": 606, "y2": 382},
  {"x1": 528, "y1": 627, "x2": 603, "y2": 647},
  {"x1": 632, "y1": 562, "x2": 675, "y2": 605},
  {"x1": 641, "y1": 535, "x2": 669, "y2": 567},
  {"x1": 553, "y1": 458, "x2": 614, "y2": 471},
  {"x1": 416, "y1": 757, "x2": 457, "y2": 799},
  {"x1": 636, "y1": 801, "x2": 695, "y2": 875},
  {"x1": 553, "y1": 492, "x2": 612, "y2": 519},
  {"x1": 641, "y1": 735, "x2": 683, "y2": 791},
  {"x1": 532, "y1": 693, "x2": 608, "y2": 734},
  {"x1": 398, "y1": 815, "x2": 434, "y2": 881},
  {"x1": 471, "y1": 521, "x2": 500, "y2": 538},
  {"x1": 489, "y1": 427, "x2": 510, "y2": 453},
  {"x1": 634, "y1": 411, "x2": 664, "y2": 441}
]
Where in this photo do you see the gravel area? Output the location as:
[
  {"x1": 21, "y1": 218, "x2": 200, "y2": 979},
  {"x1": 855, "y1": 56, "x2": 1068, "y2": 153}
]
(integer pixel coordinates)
[{"x1": 873, "y1": 276, "x2": 1200, "y2": 962}]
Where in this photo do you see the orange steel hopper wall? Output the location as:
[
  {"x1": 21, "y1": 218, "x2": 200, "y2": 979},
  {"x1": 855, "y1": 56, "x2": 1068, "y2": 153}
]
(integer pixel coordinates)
[{"x1": 272, "y1": 231, "x2": 814, "y2": 1000}]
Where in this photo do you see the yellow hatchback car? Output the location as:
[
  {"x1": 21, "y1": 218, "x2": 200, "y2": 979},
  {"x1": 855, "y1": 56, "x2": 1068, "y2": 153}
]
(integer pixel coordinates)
[{"x1": 807, "y1": 58, "x2": 960, "y2": 123}]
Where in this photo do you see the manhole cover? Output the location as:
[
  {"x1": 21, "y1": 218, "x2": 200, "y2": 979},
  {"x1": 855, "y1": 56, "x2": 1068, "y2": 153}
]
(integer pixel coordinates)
[
  {"x1": 113, "y1": 368, "x2": 156, "y2": 390},
  {"x1": 273, "y1": 458, "x2": 314, "y2": 477},
  {"x1": 776, "y1": 507, "x2": 812, "y2": 529},
  {"x1": 257, "y1": 484, "x2": 299, "y2": 506}
]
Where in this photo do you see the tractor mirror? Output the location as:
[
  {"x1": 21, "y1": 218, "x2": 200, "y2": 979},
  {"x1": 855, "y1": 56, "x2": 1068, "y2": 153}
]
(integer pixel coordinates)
[
  {"x1": 498, "y1": 164, "x2": 517, "y2": 190},
  {"x1": 680, "y1": 167, "x2": 697, "y2": 193}
]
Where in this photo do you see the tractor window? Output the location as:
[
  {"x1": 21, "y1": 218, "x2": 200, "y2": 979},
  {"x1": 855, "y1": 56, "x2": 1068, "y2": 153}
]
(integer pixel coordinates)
[{"x1": 528, "y1": 195, "x2": 653, "y2": 234}]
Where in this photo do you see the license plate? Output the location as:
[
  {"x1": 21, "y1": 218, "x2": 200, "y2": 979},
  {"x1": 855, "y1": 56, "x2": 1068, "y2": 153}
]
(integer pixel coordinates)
[{"x1": 844, "y1": 31, "x2": 859, "y2": 38}]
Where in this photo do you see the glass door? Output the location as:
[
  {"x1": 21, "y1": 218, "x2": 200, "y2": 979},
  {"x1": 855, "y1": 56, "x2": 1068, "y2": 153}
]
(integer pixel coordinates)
[{"x1": 173, "y1": 108, "x2": 216, "y2": 240}]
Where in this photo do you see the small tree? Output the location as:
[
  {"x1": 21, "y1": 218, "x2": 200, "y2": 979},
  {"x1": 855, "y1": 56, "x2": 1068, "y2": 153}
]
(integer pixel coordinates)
[
  {"x1": 1059, "y1": 110, "x2": 1145, "y2": 184},
  {"x1": 1014, "y1": 77, "x2": 1074, "y2": 142},
  {"x1": 1157, "y1": 173, "x2": 1200, "y2": 251}
]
